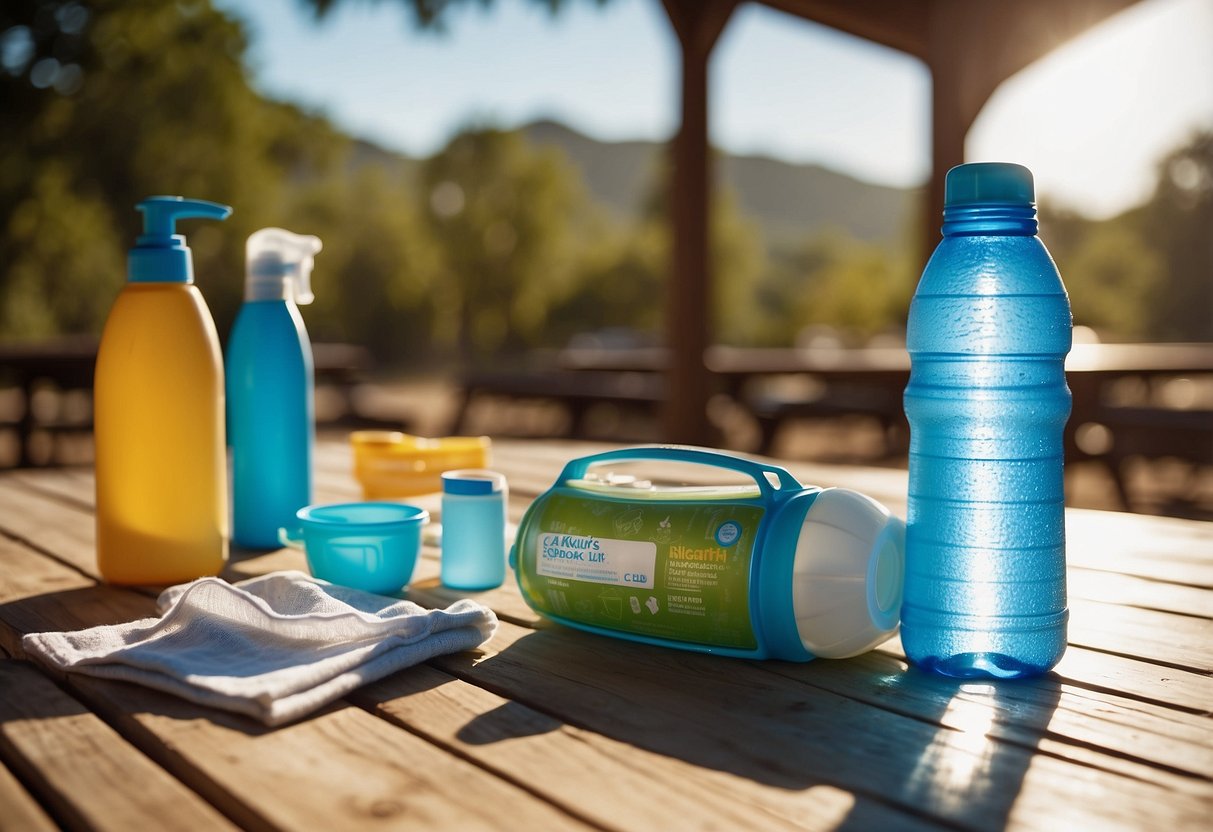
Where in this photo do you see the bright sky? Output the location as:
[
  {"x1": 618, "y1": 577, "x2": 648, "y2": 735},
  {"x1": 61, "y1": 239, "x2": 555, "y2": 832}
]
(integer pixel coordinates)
[{"x1": 216, "y1": 0, "x2": 1213, "y2": 219}]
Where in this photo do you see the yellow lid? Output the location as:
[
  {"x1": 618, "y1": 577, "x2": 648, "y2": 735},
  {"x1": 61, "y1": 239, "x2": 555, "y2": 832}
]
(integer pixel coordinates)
[{"x1": 350, "y1": 432, "x2": 491, "y2": 498}]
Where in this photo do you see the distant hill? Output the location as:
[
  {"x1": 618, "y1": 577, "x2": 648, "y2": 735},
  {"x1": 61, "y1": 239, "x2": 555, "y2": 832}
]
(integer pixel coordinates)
[
  {"x1": 522, "y1": 120, "x2": 916, "y2": 244},
  {"x1": 348, "y1": 120, "x2": 917, "y2": 245}
]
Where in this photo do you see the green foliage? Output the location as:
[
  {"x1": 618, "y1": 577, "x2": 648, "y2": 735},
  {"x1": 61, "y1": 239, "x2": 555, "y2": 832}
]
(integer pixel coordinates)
[
  {"x1": 419, "y1": 127, "x2": 586, "y2": 359},
  {"x1": 751, "y1": 230, "x2": 914, "y2": 345},
  {"x1": 543, "y1": 216, "x2": 666, "y2": 345},
  {"x1": 1041, "y1": 130, "x2": 1213, "y2": 342},
  {"x1": 1, "y1": 0, "x2": 1207, "y2": 374},
  {"x1": 0, "y1": 0, "x2": 353, "y2": 341},
  {"x1": 1, "y1": 162, "x2": 124, "y2": 336},
  {"x1": 303, "y1": 0, "x2": 611, "y2": 32},
  {"x1": 547, "y1": 166, "x2": 768, "y2": 348},
  {"x1": 289, "y1": 167, "x2": 442, "y2": 361},
  {"x1": 1058, "y1": 220, "x2": 1163, "y2": 338},
  {"x1": 1140, "y1": 130, "x2": 1213, "y2": 341}
]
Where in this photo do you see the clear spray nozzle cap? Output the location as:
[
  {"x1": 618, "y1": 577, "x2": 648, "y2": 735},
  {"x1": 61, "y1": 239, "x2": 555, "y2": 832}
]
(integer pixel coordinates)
[{"x1": 246, "y1": 227, "x2": 323, "y2": 304}]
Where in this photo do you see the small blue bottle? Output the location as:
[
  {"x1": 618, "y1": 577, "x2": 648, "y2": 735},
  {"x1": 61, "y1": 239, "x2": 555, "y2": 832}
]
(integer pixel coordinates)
[
  {"x1": 226, "y1": 228, "x2": 323, "y2": 548},
  {"x1": 441, "y1": 470, "x2": 508, "y2": 591},
  {"x1": 902, "y1": 163, "x2": 1072, "y2": 679}
]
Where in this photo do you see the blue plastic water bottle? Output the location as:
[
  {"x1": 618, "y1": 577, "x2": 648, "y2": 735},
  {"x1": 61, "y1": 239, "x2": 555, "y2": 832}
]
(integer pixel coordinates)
[
  {"x1": 901, "y1": 163, "x2": 1072, "y2": 679},
  {"x1": 227, "y1": 228, "x2": 322, "y2": 548}
]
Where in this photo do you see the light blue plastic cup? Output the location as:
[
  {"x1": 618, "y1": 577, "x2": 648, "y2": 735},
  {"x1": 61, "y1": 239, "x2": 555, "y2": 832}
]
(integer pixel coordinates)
[{"x1": 279, "y1": 502, "x2": 429, "y2": 595}]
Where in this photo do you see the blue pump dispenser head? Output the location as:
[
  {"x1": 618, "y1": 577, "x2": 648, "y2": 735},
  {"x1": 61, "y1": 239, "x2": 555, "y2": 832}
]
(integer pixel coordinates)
[{"x1": 128, "y1": 196, "x2": 232, "y2": 283}]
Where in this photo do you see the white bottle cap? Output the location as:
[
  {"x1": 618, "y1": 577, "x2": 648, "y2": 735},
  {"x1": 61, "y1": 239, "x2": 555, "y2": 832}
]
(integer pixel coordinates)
[{"x1": 792, "y1": 488, "x2": 905, "y2": 658}]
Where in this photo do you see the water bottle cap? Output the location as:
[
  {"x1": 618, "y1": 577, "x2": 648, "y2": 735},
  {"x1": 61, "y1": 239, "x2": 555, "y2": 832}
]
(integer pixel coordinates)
[
  {"x1": 791, "y1": 488, "x2": 905, "y2": 658},
  {"x1": 945, "y1": 162, "x2": 1034, "y2": 207}
]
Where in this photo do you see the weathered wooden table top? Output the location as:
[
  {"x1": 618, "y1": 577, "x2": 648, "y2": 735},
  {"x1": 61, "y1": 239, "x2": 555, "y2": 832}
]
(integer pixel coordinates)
[{"x1": 1, "y1": 438, "x2": 1210, "y2": 831}]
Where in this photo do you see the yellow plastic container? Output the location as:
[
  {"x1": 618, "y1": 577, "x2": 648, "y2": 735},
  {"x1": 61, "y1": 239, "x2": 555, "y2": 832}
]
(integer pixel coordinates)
[
  {"x1": 351, "y1": 432, "x2": 491, "y2": 498},
  {"x1": 94, "y1": 196, "x2": 230, "y2": 585},
  {"x1": 95, "y1": 283, "x2": 228, "y2": 584}
]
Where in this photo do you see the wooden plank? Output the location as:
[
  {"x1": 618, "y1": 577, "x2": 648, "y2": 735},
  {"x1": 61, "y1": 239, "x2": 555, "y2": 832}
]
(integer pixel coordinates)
[
  {"x1": 0, "y1": 479, "x2": 99, "y2": 579},
  {"x1": 407, "y1": 574, "x2": 546, "y2": 630},
  {"x1": 0, "y1": 757, "x2": 58, "y2": 832},
  {"x1": 422, "y1": 617, "x2": 1213, "y2": 831},
  {"x1": 3, "y1": 460, "x2": 1213, "y2": 830},
  {"x1": 350, "y1": 664, "x2": 943, "y2": 832},
  {"x1": 212, "y1": 481, "x2": 1213, "y2": 713},
  {"x1": 1067, "y1": 567, "x2": 1213, "y2": 619},
  {"x1": 0, "y1": 536, "x2": 152, "y2": 659},
  {"x1": 17, "y1": 445, "x2": 1213, "y2": 597},
  {"x1": 0, "y1": 660, "x2": 237, "y2": 832},
  {"x1": 0, "y1": 534, "x2": 596, "y2": 831},
  {"x1": 7, "y1": 468, "x2": 94, "y2": 511},
  {"x1": 877, "y1": 641, "x2": 1213, "y2": 717},
  {"x1": 478, "y1": 441, "x2": 1213, "y2": 587},
  {"x1": 1048, "y1": 645, "x2": 1213, "y2": 714},
  {"x1": 762, "y1": 650, "x2": 1213, "y2": 783},
  {"x1": 1068, "y1": 598, "x2": 1213, "y2": 672},
  {"x1": 1066, "y1": 511, "x2": 1213, "y2": 586},
  {"x1": 70, "y1": 675, "x2": 597, "y2": 832}
]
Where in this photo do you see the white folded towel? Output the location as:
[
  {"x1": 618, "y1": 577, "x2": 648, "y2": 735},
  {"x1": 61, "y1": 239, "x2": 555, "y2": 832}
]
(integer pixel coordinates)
[{"x1": 23, "y1": 571, "x2": 497, "y2": 726}]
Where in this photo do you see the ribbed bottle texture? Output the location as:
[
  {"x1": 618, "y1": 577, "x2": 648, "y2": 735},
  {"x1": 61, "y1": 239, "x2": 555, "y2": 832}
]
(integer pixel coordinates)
[{"x1": 901, "y1": 163, "x2": 1072, "y2": 679}]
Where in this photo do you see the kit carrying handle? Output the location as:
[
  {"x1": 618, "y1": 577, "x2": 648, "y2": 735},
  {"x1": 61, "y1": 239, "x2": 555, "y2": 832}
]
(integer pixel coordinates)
[{"x1": 555, "y1": 445, "x2": 802, "y2": 499}]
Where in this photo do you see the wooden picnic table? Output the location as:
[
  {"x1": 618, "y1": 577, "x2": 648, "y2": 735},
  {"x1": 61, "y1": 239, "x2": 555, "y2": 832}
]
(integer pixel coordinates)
[{"x1": 0, "y1": 436, "x2": 1210, "y2": 830}]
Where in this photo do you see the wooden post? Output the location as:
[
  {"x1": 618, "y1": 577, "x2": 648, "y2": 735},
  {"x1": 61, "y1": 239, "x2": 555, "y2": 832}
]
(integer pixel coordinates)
[
  {"x1": 923, "y1": 9, "x2": 969, "y2": 267},
  {"x1": 661, "y1": 0, "x2": 736, "y2": 445}
]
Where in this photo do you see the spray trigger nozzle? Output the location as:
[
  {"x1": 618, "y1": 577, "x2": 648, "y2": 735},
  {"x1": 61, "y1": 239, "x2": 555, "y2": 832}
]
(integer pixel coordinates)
[{"x1": 246, "y1": 228, "x2": 323, "y2": 304}]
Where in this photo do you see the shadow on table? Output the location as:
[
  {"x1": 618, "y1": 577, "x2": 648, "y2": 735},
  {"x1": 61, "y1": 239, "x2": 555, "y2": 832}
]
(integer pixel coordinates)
[
  {"x1": 442, "y1": 627, "x2": 1061, "y2": 827},
  {"x1": 830, "y1": 664, "x2": 1064, "y2": 831}
]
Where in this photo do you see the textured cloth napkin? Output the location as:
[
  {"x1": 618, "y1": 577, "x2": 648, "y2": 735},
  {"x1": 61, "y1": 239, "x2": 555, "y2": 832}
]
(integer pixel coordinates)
[{"x1": 23, "y1": 571, "x2": 497, "y2": 726}]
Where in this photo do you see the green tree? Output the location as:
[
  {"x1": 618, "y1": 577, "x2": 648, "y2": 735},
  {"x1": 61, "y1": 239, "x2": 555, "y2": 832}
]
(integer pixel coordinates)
[
  {"x1": 1041, "y1": 130, "x2": 1212, "y2": 342},
  {"x1": 1140, "y1": 130, "x2": 1213, "y2": 341},
  {"x1": 0, "y1": 0, "x2": 352, "y2": 340},
  {"x1": 549, "y1": 167, "x2": 767, "y2": 348},
  {"x1": 288, "y1": 166, "x2": 441, "y2": 362},
  {"x1": 753, "y1": 230, "x2": 914, "y2": 344},
  {"x1": 1062, "y1": 220, "x2": 1163, "y2": 339},
  {"x1": 419, "y1": 126, "x2": 587, "y2": 361}
]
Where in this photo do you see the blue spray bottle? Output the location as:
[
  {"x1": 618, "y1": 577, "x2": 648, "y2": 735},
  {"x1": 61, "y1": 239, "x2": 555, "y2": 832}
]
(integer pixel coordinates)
[{"x1": 226, "y1": 228, "x2": 323, "y2": 548}]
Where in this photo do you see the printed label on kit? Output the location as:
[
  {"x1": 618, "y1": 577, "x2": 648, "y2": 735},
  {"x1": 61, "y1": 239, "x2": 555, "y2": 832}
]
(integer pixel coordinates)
[
  {"x1": 537, "y1": 533, "x2": 656, "y2": 588},
  {"x1": 519, "y1": 492, "x2": 764, "y2": 650}
]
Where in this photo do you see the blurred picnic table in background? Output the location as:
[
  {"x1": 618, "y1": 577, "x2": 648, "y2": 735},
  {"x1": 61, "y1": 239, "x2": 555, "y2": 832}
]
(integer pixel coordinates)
[
  {"x1": 4, "y1": 336, "x2": 1212, "y2": 517},
  {"x1": 452, "y1": 340, "x2": 1213, "y2": 514}
]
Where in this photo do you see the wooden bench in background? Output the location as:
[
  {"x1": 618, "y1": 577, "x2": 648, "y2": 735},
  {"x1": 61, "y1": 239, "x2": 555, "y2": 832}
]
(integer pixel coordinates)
[
  {"x1": 450, "y1": 369, "x2": 664, "y2": 439},
  {"x1": 0, "y1": 339, "x2": 392, "y2": 468}
]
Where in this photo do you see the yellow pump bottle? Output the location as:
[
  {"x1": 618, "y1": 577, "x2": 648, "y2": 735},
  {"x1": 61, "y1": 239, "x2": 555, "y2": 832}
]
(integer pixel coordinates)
[{"x1": 94, "y1": 196, "x2": 232, "y2": 584}]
